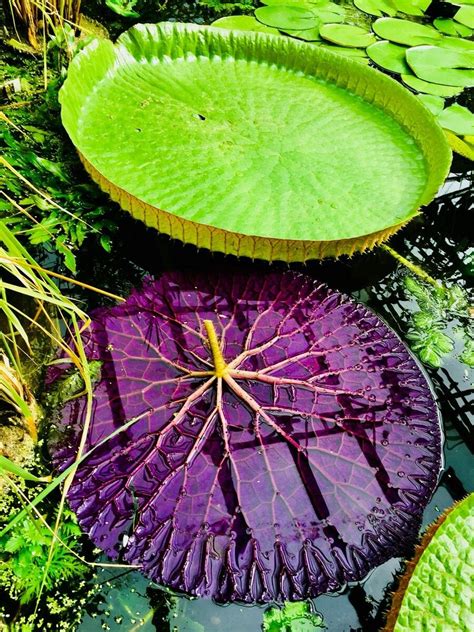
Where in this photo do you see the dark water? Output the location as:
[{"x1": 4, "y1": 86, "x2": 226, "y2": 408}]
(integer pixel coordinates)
[{"x1": 69, "y1": 149, "x2": 473, "y2": 631}]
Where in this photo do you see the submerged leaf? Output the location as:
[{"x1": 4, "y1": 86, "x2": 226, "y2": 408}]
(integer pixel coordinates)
[{"x1": 51, "y1": 271, "x2": 442, "y2": 603}]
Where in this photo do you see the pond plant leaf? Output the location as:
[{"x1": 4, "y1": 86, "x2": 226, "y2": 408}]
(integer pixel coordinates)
[
  {"x1": 391, "y1": 0, "x2": 430, "y2": 16},
  {"x1": 263, "y1": 601, "x2": 324, "y2": 631},
  {"x1": 60, "y1": 23, "x2": 451, "y2": 262},
  {"x1": 372, "y1": 18, "x2": 442, "y2": 46},
  {"x1": 433, "y1": 17, "x2": 473, "y2": 37},
  {"x1": 416, "y1": 94, "x2": 445, "y2": 116},
  {"x1": 255, "y1": 5, "x2": 319, "y2": 30},
  {"x1": 437, "y1": 103, "x2": 474, "y2": 135},
  {"x1": 51, "y1": 270, "x2": 442, "y2": 603},
  {"x1": 406, "y1": 45, "x2": 474, "y2": 87},
  {"x1": 444, "y1": 129, "x2": 474, "y2": 160},
  {"x1": 384, "y1": 494, "x2": 474, "y2": 631},
  {"x1": 454, "y1": 4, "x2": 474, "y2": 28},
  {"x1": 211, "y1": 16, "x2": 280, "y2": 35},
  {"x1": 280, "y1": 25, "x2": 323, "y2": 40},
  {"x1": 401, "y1": 73, "x2": 464, "y2": 96},
  {"x1": 366, "y1": 41, "x2": 410, "y2": 74},
  {"x1": 354, "y1": 0, "x2": 397, "y2": 17},
  {"x1": 319, "y1": 24, "x2": 376, "y2": 47}
]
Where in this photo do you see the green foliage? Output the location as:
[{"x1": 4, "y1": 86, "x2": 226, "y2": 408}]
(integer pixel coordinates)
[
  {"x1": 0, "y1": 508, "x2": 88, "y2": 604},
  {"x1": 263, "y1": 601, "x2": 325, "y2": 632},
  {"x1": 105, "y1": 0, "x2": 141, "y2": 18},
  {"x1": 0, "y1": 62, "x2": 117, "y2": 273},
  {"x1": 199, "y1": 0, "x2": 256, "y2": 14},
  {"x1": 403, "y1": 275, "x2": 473, "y2": 368}
]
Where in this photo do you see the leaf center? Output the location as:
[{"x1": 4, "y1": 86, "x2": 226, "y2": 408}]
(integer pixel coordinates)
[{"x1": 204, "y1": 319, "x2": 228, "y2": 378}]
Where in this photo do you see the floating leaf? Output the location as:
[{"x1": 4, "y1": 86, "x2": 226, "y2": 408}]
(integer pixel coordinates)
[
  {"x1": 59, "y1": 23, "x2": 451, "y2": 261},
  {"x1": 319, "y1": 24, "x2": 376, "y2": 48},
  {"x1": 372, "y1": 18, "x2": 442, "y2": 46},
  {"x1": 416, "y1": 94, "x2": 445, "y2": 116},
  {"x1": 280, "y1": 25, "x2": 322, "y2": 40},
  {"x1": 51, "y1": 271, "x2": 442, "y2": 603},
  {"x1": 354, "y1": 0, "x2": 397, "y2": 17},
  {"x1": 406, "y1": 45, "x2": 474, "y2": 87},
  {"x1": 454, "y1": 4, "x2": 474, "y2": 28},
  {"x1": 385, "y1": 494, "x2": 474, "y2": 632},
  {"x1": 437, "y1": 103, "x2": 474, "y2": 135},
  {"x1": 366, "y1": 41, "x2": 410, "y2": 74},
  {"x1": 433, "y1": 17, "x2": 473, "y2": 37},
  {"x1": 318, "y1": 43, "x2": 369, "y2": 60},
  {"x1": 391, "y1": 0, "x2": 430, "y2": 16},
  {"x1": 401, "y1": 73, "x2": 464, "y2": 96},
  {"x1": 444, "y1": 129, "x2": 474, "y2": 160},
  {"x1": 437, "y1": 36, "x2": 474, "y2": 51},
  {"x1": 255, "y1": 5, "x2": 319, "y2": 30},
  {"x1": 211, "y1": 16, "x2": 280, "y2": 35}
]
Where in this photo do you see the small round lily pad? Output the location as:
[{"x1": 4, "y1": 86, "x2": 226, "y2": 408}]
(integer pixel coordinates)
[
  {"x1": 354, "y1": 0, "x2": 397, "y2": 17},
  {"x1": 255, "y1": 5, "x2": 318, "y2": 30},
  {"x1": 416, "y1": 94, "x2": 445, "y2": 116},
  {"x1": 367, "y1": 41, "x2": 410, "y2": 74},
  {"x1": 406, "y1": 45, "x2": 474, "y2": 87},
  {"x1": 319, "y1": 23, "x2": 376, "y2": 47},
  {"x1": 438, "y1": 103, "x2": 474, "y2": 135},
  {"x1": 373, "y1": 18, "x2": 442, "y2": 46},
  {"x1": 281, "y1": 25, "x2": 322, "y2": 41},
  {"x1": 318, "y1": 43, "x2": 370, "y2": 62},
  {"x1": 401, "y1": 73, "x2": 464, "y2": 96},
  {"x1": 434, "y1": 17, "x2": 473, "y2": 37},
  {"x1": 211, "y1": 16, "x2": 280, "y2": 35},
  {"x1": 392, "y1": 0, "x2": 430, "y2": 16},
  {"x1": 454, "y1": 5, "x2": 474, "y2": 28}
]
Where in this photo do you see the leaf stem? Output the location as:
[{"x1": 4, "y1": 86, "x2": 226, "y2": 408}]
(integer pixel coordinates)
[
  {"x1": 381, "y1": 244, "x2": 442, "y2": 290},
  {"x1": 203, "y1": 319, "x2": 227, "y2": 377}
]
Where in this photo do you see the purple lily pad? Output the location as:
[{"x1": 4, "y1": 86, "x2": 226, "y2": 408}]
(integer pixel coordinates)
[{"x1": 51, "y1": 271, "x2": 442, "y2": 603}]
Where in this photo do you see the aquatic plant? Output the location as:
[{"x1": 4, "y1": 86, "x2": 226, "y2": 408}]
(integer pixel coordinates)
[
  {"x1": 384, "y1": 493, "x2": 474, "y2": 631},
  {"x1": 58, "y1": 22, "x2": 450, "y2": 261},
  {"x1": 50, "y1": 270, "x2": 442, "y2": 602}
]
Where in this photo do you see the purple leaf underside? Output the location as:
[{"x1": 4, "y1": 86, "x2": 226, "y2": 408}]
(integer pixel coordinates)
[{"x1": 51, "y1": 271, "x2": 441, "y2": 603}]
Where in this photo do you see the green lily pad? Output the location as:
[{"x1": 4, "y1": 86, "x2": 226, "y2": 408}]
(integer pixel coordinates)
[
  {"x1": 319, "y1": 23, "x2": 376, "y2": 47},
  {"x1": 255, "y1": 5, "x2": 318, "y2": 30},
  {"x1": 416, "y1": 94, "x2": 445, "y2": 115},
  {"x1": 437, "y1": 36, "x2": 474, "y2": 51},
  {"x1": 445, "y1": 129, "x2": 474, "y2": 160},
  {"x1": 391, "y1": 0, "x2": 430, "y2": 16},
  {"x1": 354, "y1": 0, "x2": 397, "y2": 17},
  {"x1": 312, "y1": 3, "x2": 346, "y2": 22},
  {"x1": 438, "y1": 103, "x2": 474, "y2": 135},
  {"x1": 373, "y1": 18, "x2": 442, "y2": 46},
  {"x1": 211, "y1": 16, "x2": 280, "y2": 35},
  {"x1": 366, "y1": 40, "x2": 410, "y2": 74},
  {"x1": 434, "y1": 17, "x2": 473, "y2": 37},
  {"x1": 406, "y1": 45, "x2": 474, "y2": 87},
  {"x1": 59, "y1": 22, "x2": 451, "y2": 261},
  {"x1": 454, "y1": 5, "x2": 474, "y2": 28},
  {"x1": 402, "y1": 73, "x2": 464, "y2": 96},
  {"x1": 318, "y1": 43, "x2": 370, "y2": 61},
  {"x1": 386, "y1": 494, "x2": 474, "y2": 632},
  {"x1": 263, "y1": 602, "x2": 324, "y2": 632},
  {"x1": 281, "y1": 25, "x2": 322, "y2": 41}
]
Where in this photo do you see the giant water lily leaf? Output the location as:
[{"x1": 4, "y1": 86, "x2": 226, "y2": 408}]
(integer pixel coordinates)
[
  {"x1": 406, "y1": 45, "x2": 474, "y2": 87},
  {"x1": 384, "y1": 494, "x2": 474, "y2": 631},
  {"x1": 373, "y1": 18, "x2": 442, "y2": 46},
  {"x1": 60, "y1": 23, "x2": 451, "y2": 261},
  {"x1": 367, "y1": 41, "x2": 410, "y2": 74},
  {"x1": 51, "y1": 271, "x2": 442, "y2": 603}
]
